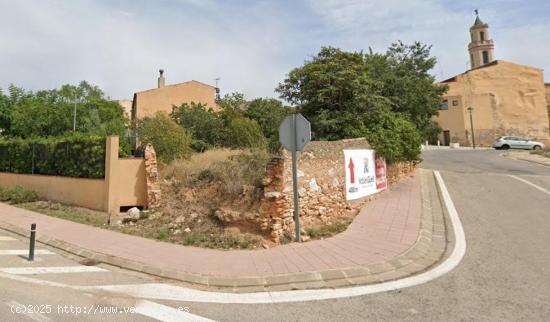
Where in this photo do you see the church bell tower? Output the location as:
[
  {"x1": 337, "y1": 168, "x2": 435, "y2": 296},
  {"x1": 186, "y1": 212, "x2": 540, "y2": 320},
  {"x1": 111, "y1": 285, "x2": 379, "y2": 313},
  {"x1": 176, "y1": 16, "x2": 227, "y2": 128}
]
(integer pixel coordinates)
[{"x1": 468, "y1": 10, "x2": 495, "y2": 69}]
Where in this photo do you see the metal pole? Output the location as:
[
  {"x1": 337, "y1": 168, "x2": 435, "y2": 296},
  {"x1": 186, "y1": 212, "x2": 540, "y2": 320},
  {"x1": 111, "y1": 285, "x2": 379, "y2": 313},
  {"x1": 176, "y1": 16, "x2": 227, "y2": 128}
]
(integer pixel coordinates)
[
  {"x1": 291, "y1": 114, "x2": 301, "y2": 242},
  {"x1": 469, "y1": 108, "x2": 476, "y2": 149},
  {"x1": 73, "y1": 94, "x2": 77, "y2": 132},
  {"x1": 28, "y1": 223, "x2": 36, "y2": 261}
]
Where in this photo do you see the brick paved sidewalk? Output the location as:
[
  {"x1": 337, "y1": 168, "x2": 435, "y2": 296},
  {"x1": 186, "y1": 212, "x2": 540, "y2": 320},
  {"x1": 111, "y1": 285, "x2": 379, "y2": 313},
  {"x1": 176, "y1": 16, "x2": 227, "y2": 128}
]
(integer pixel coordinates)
[{"x1": 0, "y1": 170, "x2": 447, "y2": 291}]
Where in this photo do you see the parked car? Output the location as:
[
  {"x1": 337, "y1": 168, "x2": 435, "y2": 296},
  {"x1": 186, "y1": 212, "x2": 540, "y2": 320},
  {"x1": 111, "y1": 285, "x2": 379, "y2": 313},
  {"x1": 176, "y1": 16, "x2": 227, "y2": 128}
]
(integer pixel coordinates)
[{"x1": 493, "y1": 136, "x2": 545, "y2": 150}]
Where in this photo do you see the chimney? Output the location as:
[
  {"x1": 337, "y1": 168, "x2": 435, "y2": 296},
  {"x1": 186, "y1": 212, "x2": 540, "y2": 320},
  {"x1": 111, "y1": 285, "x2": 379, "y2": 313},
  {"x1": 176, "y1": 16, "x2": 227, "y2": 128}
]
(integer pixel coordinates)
[{"x1": 158, "y1": 69, "x2": 165, "y2": 88}]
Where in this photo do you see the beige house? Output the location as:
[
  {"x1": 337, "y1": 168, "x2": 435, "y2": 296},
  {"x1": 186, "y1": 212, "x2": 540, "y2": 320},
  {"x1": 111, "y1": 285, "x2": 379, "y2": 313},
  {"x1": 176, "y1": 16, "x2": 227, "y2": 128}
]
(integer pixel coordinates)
[
  {"x1": 131, "y1": 70, "x2": 220, "y2": 123},
  {"x1": 433, "y1": 14, "x2": 550, "y2": 147}
]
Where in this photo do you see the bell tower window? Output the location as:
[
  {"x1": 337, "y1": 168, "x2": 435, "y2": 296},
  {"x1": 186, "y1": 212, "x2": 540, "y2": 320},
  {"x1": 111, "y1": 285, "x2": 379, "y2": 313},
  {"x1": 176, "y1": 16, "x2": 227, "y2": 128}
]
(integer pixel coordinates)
[
  {"x1": 480, "y1": 31, "x2": 485, "y2": 41},
  {"x1": 482, "y1": 51, "x2": 489, "y2": 64}
]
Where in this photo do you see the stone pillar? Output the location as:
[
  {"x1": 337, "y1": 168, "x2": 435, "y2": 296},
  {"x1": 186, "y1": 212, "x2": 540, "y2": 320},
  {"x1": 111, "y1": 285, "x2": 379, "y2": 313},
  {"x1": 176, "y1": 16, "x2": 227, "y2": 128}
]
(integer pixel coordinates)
[
  {"x1": 144, "y1": 144, "x2": 161, "y2": 209},
  {"x1": 104, "y1": 136, "x2": 119, "y2": 215}
]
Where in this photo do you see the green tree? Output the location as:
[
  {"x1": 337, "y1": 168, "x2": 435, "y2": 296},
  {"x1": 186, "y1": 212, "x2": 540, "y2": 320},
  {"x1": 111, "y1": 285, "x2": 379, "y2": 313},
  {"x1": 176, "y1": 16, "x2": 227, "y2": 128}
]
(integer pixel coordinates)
[
  {"x1": 171, "y1": 102, "x2": 225, "y2": 150},
  {"x1": 243, "y1": 98, "x2": 291, "y2": 151},
  {"x1": 137, "y1": 112, "x2": 192, "y2": 163},
  {"x1": 276, "y1": 47, "x2": 389, "y2": 140},
  {"x1": 365, "y1": 41, "x2": 448, "y2": 137},
  {"x1": 225, "y1": 117, "x2": 266, "y2": 149},
  {"x1": 1, "y1": 82, "x2": 130, "y2": 154}
]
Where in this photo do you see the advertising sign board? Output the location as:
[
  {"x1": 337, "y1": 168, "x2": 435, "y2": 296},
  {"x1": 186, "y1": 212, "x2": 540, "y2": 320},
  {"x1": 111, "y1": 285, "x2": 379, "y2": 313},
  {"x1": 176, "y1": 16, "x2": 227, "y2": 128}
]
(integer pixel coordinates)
[{"x1": 344, "y1": 149, "x2": 387, "y2": 200}]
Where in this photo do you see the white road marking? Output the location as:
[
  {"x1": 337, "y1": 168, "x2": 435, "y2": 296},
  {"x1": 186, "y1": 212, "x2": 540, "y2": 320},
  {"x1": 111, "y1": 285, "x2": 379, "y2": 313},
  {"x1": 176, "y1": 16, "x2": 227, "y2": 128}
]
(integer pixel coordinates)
[
  {"x1": 0, "y1": 236, "x2": 17, "y2": 241},
  {"x1": 0, "y1": 170, "x2": 467, "y2": 304},
  {"x1": 89, "y1": 170, "x2": 467, "y2": 304},
  {"x1": 0, "y1": 250, "x2": 54, "y2": 255},
  {"x1": 509, "y1": 175, "x2": 550, "y2": 196},
  {"x1": 135, "y1": 300, "x2": 215, "y2": 322},
  {"x1": 0, "y1": 266, "x2": 107, "y2": 275},
  {"x1": 5, "y1": 300, "x2": 51, "y2": 322}
]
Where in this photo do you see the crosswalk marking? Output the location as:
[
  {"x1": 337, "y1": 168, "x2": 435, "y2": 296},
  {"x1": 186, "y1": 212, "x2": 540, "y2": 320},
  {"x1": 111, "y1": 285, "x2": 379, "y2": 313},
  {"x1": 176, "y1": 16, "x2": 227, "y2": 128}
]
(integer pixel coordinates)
[
  {"x1": 0, "y1": 236, "x2": 17, "y2": 241},
  {"x1": 0, "y1": 266, "x2": 108, "y2": 275},
  {"x1": 135, "y1": 300, "x2": 215, "y2": 322},
  {"x1": 0, "y1": 250, "x2": 54, "y2": 255}
]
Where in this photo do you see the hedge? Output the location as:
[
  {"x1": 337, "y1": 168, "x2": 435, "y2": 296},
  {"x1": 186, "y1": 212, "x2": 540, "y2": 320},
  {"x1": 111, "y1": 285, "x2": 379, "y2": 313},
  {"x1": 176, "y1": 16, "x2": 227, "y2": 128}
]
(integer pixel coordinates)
[{"x1": 0, "y1": 134, "x2": 106, "y2": 178}]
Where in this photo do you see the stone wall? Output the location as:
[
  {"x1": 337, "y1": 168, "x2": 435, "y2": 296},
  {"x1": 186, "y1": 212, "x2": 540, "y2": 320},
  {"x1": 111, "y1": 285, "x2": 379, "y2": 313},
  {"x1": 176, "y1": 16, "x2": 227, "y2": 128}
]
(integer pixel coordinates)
[
  {"x1": 260, "y1": 138, "x2": 415, "y2": 244},
  {"x1": 144, "y1": 144, "x2": 161, "y2": 210}
]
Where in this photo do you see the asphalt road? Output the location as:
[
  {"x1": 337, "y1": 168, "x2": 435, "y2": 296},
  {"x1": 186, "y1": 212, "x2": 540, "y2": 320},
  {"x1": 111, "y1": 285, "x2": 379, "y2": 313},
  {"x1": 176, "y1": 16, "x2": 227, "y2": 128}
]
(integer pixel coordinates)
[{"x1": 1, "y1": 149, "x2": 549, "y2": 321}]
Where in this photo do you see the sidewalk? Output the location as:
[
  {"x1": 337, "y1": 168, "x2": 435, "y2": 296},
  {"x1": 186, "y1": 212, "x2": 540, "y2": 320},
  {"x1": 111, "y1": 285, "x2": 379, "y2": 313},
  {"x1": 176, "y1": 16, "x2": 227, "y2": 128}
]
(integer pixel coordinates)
[
  {"x1": 502, "y1": 150, "x2": 550, "y2": 167},
  {"x1": 0, "y1": 170, "x2": 447, "y2": 292}
]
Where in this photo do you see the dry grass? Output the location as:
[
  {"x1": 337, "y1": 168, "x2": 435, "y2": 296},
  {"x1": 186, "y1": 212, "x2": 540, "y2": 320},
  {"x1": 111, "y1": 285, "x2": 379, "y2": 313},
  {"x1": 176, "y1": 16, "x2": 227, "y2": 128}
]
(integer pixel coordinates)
[
  {"x1": 162, "y1": 148, "x2": 269, "y2": 197},
  {"x1": 162, "y1": 148, "x2": 242, "y2": 184}
]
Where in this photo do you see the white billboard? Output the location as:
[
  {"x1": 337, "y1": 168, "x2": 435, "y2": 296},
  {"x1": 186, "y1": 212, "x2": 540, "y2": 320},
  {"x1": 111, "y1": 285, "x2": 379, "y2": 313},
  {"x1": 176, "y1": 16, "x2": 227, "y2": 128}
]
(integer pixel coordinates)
[{"x1": 344, "y1": 149, "x2": 387, "y2": 201}]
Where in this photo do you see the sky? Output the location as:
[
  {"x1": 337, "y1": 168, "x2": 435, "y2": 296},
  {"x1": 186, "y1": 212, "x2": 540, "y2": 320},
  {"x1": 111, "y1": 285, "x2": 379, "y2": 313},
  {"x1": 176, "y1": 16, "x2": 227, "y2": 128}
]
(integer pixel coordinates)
[{"x1": 1, "y1": 0, "x2": 549, "y2": 101}]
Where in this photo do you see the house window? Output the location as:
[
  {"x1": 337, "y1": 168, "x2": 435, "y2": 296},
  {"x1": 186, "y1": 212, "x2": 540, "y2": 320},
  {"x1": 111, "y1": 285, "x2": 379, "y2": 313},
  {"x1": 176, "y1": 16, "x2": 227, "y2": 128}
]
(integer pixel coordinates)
[
  {"x1": 439, "y1": 100, "x2": 449, "y2": 110},
  {"x1": 452, "y1": 100, "x2": 459, "y2": 107},
  {"x1": 482, "y1": 51, "x2": 489, "y2": 64},
  {"x1": 480, "y1": 31, "x2": 485, "y2": 41}
]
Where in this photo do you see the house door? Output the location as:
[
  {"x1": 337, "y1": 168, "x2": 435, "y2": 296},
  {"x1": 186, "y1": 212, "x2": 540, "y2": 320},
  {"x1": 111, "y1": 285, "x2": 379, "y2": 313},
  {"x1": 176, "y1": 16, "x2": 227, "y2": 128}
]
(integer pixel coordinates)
[{"x1": 443, "y1": 131, "x2": 450, "y2": 146}]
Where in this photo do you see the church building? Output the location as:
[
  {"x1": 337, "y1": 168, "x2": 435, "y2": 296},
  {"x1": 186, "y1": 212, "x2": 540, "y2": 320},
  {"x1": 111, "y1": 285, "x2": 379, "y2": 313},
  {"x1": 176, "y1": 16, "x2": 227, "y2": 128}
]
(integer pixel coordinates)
[{"x1": 433, "y1": 13, "x2": 550, "y2": 147}]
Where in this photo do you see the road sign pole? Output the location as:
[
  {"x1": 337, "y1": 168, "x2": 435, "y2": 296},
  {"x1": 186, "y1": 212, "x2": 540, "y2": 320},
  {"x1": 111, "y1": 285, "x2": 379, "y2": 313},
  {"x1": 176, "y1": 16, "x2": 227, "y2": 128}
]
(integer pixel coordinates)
[{"x1": 291, "y1": 114, "x2": 301, "y2": 242}]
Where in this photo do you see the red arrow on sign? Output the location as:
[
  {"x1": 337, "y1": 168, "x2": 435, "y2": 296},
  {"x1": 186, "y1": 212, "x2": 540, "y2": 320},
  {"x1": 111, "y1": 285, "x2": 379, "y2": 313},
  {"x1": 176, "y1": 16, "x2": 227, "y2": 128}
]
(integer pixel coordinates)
[{"x1": 348, "y1": 158, "x2": 355, "y2": 184}]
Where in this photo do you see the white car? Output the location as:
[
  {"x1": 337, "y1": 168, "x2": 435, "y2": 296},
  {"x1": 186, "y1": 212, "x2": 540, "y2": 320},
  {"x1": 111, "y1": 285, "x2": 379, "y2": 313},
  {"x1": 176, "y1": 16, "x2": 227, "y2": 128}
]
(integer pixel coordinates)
[{"x1": 493, "y1": 136, "x2": 545, "y2": 150}]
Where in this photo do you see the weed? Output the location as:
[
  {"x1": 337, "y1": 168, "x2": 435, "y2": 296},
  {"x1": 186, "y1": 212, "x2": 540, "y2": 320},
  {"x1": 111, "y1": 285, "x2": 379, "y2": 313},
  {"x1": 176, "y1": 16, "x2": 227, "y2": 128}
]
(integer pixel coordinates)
[
  {"x1": 157, "y1": 228, "x2": 169, "y2": 240},
  {"x1": 0, "y1": 186, "x2": 39, "y2": 204},
  {"x1": 306, "y1": 222, "x2": 350, "y2": 239}
]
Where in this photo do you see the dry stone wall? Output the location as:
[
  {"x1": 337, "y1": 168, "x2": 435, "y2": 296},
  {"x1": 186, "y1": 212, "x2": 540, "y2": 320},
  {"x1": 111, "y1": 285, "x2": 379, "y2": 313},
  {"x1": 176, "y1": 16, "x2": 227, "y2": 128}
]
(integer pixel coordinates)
[
  {"x1": 261, "y1": 138, "x2": 381, "y2": 244},
  {"x1": 144, "y1": 144, "x2": 161, "y2": 210}
]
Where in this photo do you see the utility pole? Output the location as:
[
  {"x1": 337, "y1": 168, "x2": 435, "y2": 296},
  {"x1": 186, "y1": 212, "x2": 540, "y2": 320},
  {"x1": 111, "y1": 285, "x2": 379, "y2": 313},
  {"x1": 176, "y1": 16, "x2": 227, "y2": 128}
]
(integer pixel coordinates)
[
  {"x1": 467, "y1": 107, "x2": 476, "y2": 149},
  {"x1": 73, "y1": 93, "x2": 77, "y2": 132}
]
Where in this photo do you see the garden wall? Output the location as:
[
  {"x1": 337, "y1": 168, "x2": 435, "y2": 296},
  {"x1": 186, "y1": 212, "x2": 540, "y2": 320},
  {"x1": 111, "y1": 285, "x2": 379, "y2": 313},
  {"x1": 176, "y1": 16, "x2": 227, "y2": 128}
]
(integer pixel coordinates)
[{"x1": 0, "y1": 136, "x2": 155, "y2": 214}]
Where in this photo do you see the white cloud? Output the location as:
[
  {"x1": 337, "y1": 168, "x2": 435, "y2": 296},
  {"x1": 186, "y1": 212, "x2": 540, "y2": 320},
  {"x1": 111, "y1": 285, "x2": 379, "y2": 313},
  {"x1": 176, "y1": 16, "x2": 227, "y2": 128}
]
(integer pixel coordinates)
[{"x1": 0, "y1": 0, "x2": 548, "y2": 101}]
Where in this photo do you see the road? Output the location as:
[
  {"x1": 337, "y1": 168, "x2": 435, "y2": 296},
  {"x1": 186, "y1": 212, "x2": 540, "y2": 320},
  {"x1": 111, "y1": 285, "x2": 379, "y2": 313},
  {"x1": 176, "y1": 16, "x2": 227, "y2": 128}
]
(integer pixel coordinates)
[{"x1": 1, "y1": 149, "x2": 549, "y2": 321}]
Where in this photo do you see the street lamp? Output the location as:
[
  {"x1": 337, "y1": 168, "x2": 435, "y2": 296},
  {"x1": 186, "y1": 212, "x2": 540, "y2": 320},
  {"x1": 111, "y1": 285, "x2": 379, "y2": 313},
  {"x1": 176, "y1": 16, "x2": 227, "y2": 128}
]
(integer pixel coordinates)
[{"x1": 467, "y1": 107, "x2": 476, "y2": 149}]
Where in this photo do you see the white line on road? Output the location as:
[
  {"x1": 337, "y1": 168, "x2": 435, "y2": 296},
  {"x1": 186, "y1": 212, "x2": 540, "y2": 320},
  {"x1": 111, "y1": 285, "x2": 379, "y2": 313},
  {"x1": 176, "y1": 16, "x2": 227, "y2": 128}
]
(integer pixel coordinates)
[
  {"x1": 135, "y1": 300, "x2": 215, "y2": 322},
  {"x1": 0, "y1": 266, "x2": 107, "y2": 275},
  {"x1": 5, "y1": 300, "x2": 51, "y2": 322},
  {"x1": 89, "y1": 170, "x2": 467, "y2": 304},
  {"x1": 509, "y1": 175, "x2": 550, "y2": 196},
  {"x1": 0, "y1": 250, "x2": 54, "y2": 255},
  {"x1": 0, "y1": 236, "x2": 17, "y2": 241}
]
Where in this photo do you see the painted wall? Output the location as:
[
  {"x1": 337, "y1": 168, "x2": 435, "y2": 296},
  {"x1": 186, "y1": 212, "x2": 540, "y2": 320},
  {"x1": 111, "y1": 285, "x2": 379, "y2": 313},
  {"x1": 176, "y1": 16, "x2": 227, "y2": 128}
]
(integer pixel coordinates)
[
  {"x1": 0, "y1": 173, "x2": 105, "y2": 210},
  {"x1": 133, "y1": 80, "x2": 219, "y2": 120},
  {"x1": 433, "y1": 61, "x2": 550, "y2": 146},
  {"x1": 0, "y1": 136, "x2": 148, "y2": 214}
]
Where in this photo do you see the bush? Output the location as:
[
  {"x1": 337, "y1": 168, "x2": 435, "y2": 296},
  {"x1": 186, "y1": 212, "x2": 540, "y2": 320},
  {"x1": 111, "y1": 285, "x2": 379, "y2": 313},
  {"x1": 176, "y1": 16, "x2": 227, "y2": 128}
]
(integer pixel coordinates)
[
  {"x1": 0, "y1": 134, "x2": 106, "y2": 178},
  {"x1": 225, "y1": 117, "x2": 266, "y2": 149},
  {"x1": 170, "y1": 102, "x2": 225, "y2": 148},
  {"x1": 365, "y1": 110, "x2": 422, "y2": 163},
  {"x1": 0, "y1": 186, "x2": 39, "y2": 204},
  {"x1": 137, "y1": 112, "x2": 192, "y2": 163},
  {"x1": 190, "y1": 139, "x2": 210, "y2": 152}
]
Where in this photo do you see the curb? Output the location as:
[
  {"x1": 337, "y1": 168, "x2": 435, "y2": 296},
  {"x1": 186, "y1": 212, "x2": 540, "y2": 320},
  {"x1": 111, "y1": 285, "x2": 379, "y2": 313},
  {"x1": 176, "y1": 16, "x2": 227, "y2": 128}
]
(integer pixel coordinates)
[
  {"x1": 500, "y1": 152, "x2": 550, "y2": 167},
  {"x1": 0, "y1": 170, "x2": 448, "y2": 292}
]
